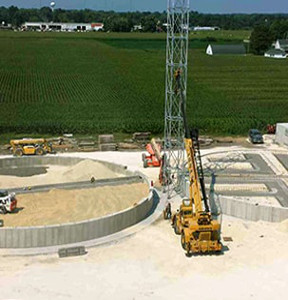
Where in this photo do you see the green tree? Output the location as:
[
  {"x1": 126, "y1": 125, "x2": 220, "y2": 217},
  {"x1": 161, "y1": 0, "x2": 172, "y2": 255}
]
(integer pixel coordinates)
[
  {"x1": 104, "y1": 15, "x2": 131, "y2": 32},
  {"x1": 39, "y1": 7, "x2": 52, "y2": 22},
  {"x1": 141, "y1": 15, "x2": 157, "y2": 32},
  {"x1": 270, "y1": 19, "x2": 288, "y2": 39},
  {"x1": 250, "y1": 24, "x2": 274, "y2": 55}
]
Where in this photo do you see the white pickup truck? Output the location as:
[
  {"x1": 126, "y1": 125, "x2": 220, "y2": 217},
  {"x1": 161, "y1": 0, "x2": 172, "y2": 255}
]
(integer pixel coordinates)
[{"x1": 0, "y1": 190, "x2": 17, "y2": 214}]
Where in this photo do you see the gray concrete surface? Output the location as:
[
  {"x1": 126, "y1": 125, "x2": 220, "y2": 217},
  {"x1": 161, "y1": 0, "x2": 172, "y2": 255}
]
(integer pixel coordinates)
[
  {"x1": 274, "y1": 154, "x2": 288, "y2": 170},
  {"x1": 198, "y1": 150, "x2": 288, "y2": 222}
]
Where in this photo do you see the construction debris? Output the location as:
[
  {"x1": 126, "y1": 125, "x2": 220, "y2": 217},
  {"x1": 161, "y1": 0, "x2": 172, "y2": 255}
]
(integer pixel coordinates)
[
  {"x1": 98, "y1": 135, "x2": 117, "y2": 151},
  {"x1": 118, "y1": 143, "x2": 140, "y2": 150},
  {"x1": 133, "y1": 132, "x2": 151, "y2": 142},
  {"x1": 99, "y1": 143, "x2": 117, "y2": 151},
  {"x1": 98, "y1": 134, "x2": 114, "y2": 144},
  {"x1": 58, "y1": 246, "x2": 86, "y2": 258}
]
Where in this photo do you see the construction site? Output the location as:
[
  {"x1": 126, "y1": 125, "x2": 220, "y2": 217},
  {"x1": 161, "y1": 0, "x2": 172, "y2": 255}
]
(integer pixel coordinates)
[{"x1": 0, "y1": 1, "x2": 288, "y2": 300}]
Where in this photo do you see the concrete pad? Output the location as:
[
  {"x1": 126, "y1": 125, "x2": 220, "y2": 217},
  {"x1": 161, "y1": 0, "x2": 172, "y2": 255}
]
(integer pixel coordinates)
[
  {"x1": 224, "y1": 196, "x2": 281, "y2": 207},
  {"x1": 208, "y1": 152, "x2": 246, "y2": 162},
  {"x1": 204, "y1": 161, "x2": 254, "y2": 170},
  {"x1": 206, "y1": 183, "x2": 268, "y2": 192}
]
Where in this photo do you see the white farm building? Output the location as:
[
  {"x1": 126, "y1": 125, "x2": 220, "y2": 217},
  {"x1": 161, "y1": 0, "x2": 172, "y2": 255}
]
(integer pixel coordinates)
[
  {"x1": 22, "y1": 22, "x2": 104, "y2": 32},
  {"x1": 275, "y1": 123, "x2": 288, "y2": 146},
  {"x1": 192, "y1": 26, "x2": 220, "y2": 31},
  {"x1": 275, "y1": 39, "x2": 288, "y2": 52},
  {"x1": 264, "y1": 48, "x2": 287, "y2": 59},
  {"x1": 206, "y1": 44, "x2": 246, "y2": 55}
]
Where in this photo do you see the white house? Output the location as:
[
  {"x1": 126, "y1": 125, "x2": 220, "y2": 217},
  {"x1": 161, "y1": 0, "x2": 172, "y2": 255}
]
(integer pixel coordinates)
[
  {"x1": 133, "y1": 25, "x2": 143, "y2": 31},
  {"x1": 264, "y1": 48, "x2": 287, "y2": 59},
  {"x1": 275, "y1": 39, "x2": 288, "y2": 52}
]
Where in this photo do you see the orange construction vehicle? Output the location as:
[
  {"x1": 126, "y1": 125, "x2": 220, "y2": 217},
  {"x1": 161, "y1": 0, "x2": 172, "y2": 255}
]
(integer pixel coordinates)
[{"x1": 142, "y1": 138, "x2": 162, "y2": 168}]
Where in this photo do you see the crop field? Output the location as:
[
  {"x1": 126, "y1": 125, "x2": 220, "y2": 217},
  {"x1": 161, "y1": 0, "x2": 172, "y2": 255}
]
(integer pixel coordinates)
[{"x1": 0, "y1": 30, "x2": 287, "y2": 136}]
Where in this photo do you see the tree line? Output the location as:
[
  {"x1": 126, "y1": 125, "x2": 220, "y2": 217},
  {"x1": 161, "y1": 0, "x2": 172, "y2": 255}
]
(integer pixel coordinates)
[{"x1": 2, "y1": 6, "x2": 288, "y2": 32}]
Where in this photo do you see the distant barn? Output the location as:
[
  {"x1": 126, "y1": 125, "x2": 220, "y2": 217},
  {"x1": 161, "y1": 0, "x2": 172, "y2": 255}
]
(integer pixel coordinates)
[
  {"x1": 206, "y1": 44, "x2": 246, "y2": 56},
  {"x1": 264, "y1": 48, "x2": 287, "y2": 59}
]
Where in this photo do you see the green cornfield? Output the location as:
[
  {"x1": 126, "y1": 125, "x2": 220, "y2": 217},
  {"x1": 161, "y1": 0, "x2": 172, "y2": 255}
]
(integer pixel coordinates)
[{"x1": 0, "y1": 30, "x2": 287, "y2": 136}]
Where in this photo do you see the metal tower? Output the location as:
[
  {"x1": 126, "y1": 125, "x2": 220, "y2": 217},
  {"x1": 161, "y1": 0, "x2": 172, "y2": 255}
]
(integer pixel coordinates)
[{"x1": 164, "y1": 0, "x2": 190, "y2": 197}]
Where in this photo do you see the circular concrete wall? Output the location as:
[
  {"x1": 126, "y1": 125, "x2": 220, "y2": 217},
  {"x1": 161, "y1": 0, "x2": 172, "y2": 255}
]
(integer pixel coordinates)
[
  {"x1": 0, "y1": 156, "x2": 155, "y2": 248},
  {"x1": 0, "y1": 156, "x2": 133, "y2": 176}
]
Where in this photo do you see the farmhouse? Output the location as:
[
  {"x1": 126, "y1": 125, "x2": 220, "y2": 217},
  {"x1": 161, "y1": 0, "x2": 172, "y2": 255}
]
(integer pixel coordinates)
[
  {"x1": 264, "y1": 48, "x2": 287, "y2": 59},
  {"x1": 133, "y1": 25, "x2": 143, "y2": 31},
  {"x1": 0, "y1": 23, "x2": 12, "y2": 30},
  {"x1": 22, "y1": 22, "x2": 104, "y2": 32},
  {"x1": 206, "y1": 44, "x2": 246, "y2": 55},
  {"x1": 275, "y1": 39, "x2": 288, "y2": 52}
]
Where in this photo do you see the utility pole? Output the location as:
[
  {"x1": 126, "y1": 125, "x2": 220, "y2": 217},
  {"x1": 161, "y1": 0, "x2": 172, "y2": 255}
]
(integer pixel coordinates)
[{"x1": 164, "y1": 0, "x2": 190, "y2": 198}]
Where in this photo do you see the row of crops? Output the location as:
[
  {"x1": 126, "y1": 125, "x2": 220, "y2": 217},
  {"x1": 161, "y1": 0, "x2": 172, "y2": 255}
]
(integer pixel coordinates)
[{"x1": 0, "y1": 31, "x2": 287, "y2": 136}]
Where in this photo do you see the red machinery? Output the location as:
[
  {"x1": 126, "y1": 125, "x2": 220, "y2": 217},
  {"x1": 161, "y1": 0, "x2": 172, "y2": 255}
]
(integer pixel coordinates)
[
  {"x1": 142, "y1": 138, "x2": 162, "y2": 168},
  {"x1": 267, "y1": 124, "x2": 276, "y2": 134}
]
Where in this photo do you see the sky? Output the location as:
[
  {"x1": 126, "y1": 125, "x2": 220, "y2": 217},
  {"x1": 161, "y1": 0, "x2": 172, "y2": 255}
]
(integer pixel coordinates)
[{"x1": 1, "y1": 0, "x2": 288, "y2": 13}]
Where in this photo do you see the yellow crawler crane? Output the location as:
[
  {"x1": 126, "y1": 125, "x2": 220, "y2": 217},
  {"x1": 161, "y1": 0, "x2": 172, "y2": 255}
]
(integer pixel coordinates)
[
  {"x1": 171, "y1": 69, "x2": 222, "y2": 255},
  {"x1": 10, "y1": 138, "x2": 53, "y2": 156}
]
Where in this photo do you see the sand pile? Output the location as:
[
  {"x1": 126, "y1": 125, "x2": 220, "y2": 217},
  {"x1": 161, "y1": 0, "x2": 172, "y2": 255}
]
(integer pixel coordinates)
[
  {"x1": 1, "y1": 183, "x2": 149, "y2": 227},
  {"x1": 0, "y1": 159, "x2": 123, "y2": 189},
  {"x1": 277, "y1": 219, "x2": 288, "y2": 233},
  {"x1": 62, "y1": 160, "x2": 120, "y2": 181}
]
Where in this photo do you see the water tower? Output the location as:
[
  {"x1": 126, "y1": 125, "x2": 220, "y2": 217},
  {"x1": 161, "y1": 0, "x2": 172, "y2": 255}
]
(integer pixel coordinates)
[{"x1": 50, "y1": 1, "x2": 56, "y2": 12}]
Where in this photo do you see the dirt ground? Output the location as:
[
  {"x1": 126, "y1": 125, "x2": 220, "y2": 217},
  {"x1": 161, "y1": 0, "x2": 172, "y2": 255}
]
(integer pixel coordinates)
[
  {"x1": 0, "y1": 216, "x2": 287, "y2": 299},
  {"x1": 1, "y1": 183, "x2": 149, "y2": 227},
  {"x1": 0, "y1": 159, "x2": 124, "y2": 189}
]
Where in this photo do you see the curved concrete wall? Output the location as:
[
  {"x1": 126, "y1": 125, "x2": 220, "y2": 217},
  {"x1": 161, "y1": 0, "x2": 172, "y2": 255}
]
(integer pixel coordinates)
[
  {"x1": 0, "y1": 185, "x2": 154, "y2": 248},
  {"x1": 219, "y1": 196, "x2": 288, "y2": 222},
  {"x1": 0, "y1": 156, "x2": 155, "y2": 248},
  {"x1": 0, "y1": 156, "x2": 134, "y2": 176}
]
